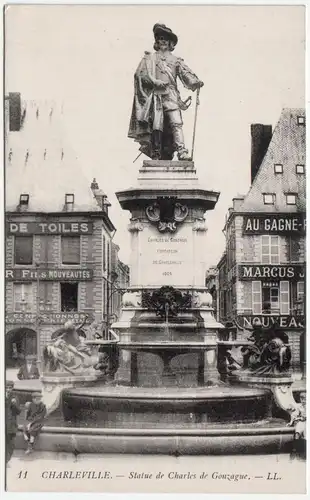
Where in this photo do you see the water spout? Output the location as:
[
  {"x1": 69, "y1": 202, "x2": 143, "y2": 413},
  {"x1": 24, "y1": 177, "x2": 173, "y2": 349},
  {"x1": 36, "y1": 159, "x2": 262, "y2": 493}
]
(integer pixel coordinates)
[{"x1": 164, "y1": 302, "x2": 171, "y2": 340}]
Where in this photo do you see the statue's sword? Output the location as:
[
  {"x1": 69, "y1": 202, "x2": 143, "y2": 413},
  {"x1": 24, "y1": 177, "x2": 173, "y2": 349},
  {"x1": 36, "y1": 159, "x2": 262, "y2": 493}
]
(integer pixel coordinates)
[{"x1": 190, "y1": 87, "x2": 201, "y2": 161}]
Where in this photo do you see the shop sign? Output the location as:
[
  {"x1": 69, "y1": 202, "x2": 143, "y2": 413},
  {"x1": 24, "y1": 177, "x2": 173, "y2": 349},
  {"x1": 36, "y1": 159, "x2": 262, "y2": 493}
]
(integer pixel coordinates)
[
  {"x1": 6, "y1": 221, "x2": 93, "y2": 235},
  {"x1": 6, "y1": 312, "x2": 93, "y2": 325},
  {"x1": 243, "y1": 214, "x2": 306, "y2": 235},
  {"x1": 6, "y1": 268, "x2": 93, "y2": 281},
  {"x1": 238, "y1": 264, "x2": 305, "y2": 281},
  {"x1": 237, "y1": 315, "x2": 304, "y2": 330}
]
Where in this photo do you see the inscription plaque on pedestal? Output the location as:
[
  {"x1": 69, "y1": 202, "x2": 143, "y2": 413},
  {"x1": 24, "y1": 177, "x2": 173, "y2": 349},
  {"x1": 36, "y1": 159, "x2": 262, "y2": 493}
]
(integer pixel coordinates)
[{"x1": 138, "y1": 224, "x2": 195, "y2": 287}]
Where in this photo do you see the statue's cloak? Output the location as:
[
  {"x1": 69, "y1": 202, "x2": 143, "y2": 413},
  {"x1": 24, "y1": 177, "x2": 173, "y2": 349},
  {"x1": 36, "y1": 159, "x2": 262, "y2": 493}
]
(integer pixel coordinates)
[{"x1": 128, "y1": 51, "x2": 200, "y2": 159}]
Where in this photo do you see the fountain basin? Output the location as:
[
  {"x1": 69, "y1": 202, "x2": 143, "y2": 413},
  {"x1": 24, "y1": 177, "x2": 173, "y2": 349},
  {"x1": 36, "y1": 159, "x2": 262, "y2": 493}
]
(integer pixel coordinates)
[
  {"x1": 61, "y1": 385, "x2": 271, "y2": 426},
  {"x1": 14, "y1": 420, "x2": 294, "y2": 455}
]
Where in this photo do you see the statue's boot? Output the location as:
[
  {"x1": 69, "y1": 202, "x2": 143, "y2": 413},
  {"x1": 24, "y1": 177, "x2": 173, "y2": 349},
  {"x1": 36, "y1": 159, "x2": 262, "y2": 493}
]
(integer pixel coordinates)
[
  {"x1": 151, "y1": 130, "x2": 163, "y2": 160},
  {"x1": 172, "y1": 124, "x2": 191, "y2": 161}
]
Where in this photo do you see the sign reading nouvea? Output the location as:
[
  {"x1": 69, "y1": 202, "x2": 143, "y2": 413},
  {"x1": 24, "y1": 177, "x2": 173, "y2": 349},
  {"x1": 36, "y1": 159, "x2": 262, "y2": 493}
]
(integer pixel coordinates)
[
  {"x1": 243, "y1": 214, "x2": 306, "y2": 235},
  {"x1": 237, "y1": 315, "x2": 304, "y2": 330},
  {"x1": 6, "y1": 221, "x2": 93, "y2": 235},
  {"x1": 6, "y1": 268, "x2": 93, "y2": 281},
  {"x1": 238, "y1": 264, "x2": 305, "y2": 280}
]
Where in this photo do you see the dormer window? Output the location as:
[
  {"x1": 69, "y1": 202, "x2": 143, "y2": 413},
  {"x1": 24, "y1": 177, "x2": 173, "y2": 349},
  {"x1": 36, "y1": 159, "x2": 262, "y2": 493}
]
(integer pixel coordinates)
[
  {"x1": 286, "y1": 194, "x2": 297, "y2": 205},
  {"x1": 296, "y1": 164, "x2": 305, "y2": 174},
  {"x1": 297, "y1": 115, "x2": 305, "y2": 126},
  {"x1": 274, "y1": 164, "x2": 283, "y2": 174},
  {"x1": 19, "y1": 194, "x2": 29, "y2": 206},
  {"x1": 65, "y1": 193, "x2": 74, "y2": 204},
  {"x1": 263, "y1": 193, "x2": 275, "y2": 205},
  {"x1": 65, "y1": 193, "x2": 74, "y2": 211}
]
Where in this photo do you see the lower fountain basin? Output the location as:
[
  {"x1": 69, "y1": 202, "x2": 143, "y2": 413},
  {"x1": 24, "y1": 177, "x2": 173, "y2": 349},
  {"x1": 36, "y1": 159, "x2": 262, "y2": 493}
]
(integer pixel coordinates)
[
  {"x1": 62, "y1": 385, "x2": 271, "y2": 426},
  {"x1": 14, "y1": 418, "x2": 293, "y2": 455}
]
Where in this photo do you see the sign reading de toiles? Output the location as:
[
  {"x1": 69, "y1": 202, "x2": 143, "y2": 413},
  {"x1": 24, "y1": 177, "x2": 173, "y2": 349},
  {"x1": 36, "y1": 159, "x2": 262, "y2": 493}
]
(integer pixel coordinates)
[
  {"x1": 6, "y1": 268, "x2": 93, "y2": 281},
  {"x1": 6, "y1": 221, "x2": 93, "y2": 235},
  {"x1": 243, "y1": 214, "x2": 306, "y2": 235}
]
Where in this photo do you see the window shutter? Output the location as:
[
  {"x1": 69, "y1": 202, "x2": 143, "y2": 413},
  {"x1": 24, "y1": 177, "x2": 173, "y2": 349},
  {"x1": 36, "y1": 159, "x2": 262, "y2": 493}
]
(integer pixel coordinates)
[
  {"x1": 280, "y1": 281, "x2": 290, "y2": 315},
  {"x1": 297, "y1": 281, "x2": 304, "y2": 301},
  {"x1": 61, "y1": 236, "x2": 80, "y2": 264},
  {"x1": 252, "y1": 281, "x2": 262, "y2": 314},
  {"x1": 38, "y1": 236, "x2": 48, "y2": 264}
]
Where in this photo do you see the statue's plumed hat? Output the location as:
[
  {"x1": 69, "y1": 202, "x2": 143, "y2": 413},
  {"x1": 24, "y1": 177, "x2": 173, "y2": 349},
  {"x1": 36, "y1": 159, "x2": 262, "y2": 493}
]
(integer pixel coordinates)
[{"x1": 153, "y1": 23, "x2": 178, "y2": 46}]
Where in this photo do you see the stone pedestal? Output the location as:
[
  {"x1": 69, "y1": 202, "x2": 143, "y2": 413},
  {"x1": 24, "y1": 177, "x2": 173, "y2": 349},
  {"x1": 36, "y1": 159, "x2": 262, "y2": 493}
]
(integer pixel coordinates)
[
  {"x1": 116, "y1": 161, "x2": 219, "y2": 289},
  {"x1": 113, "y1": 160, "x2": 223, "y2": 387}
]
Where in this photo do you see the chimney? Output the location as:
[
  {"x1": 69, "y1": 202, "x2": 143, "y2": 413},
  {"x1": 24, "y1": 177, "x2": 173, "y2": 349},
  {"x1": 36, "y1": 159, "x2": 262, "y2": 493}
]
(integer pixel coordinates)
[
  {"x1": 91, "y1": 178, "x2": 99, "y2": 190},
  {"x1": 90, "y1": 178, "x2": 111, "y2": 214},
  {"x1": 9, "y1": 92, "x2": 22, "y2": 131},
  {"x1": 250, "y1": 124, "x2": 272, "y2": 183}
]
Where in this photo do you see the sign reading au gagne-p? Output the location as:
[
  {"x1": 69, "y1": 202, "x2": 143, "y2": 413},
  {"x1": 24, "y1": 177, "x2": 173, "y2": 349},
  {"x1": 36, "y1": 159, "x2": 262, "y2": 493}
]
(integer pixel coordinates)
[
  {"x1": 6, "y1": 221, "x2": 93, "y2": 235},
  {"x1": 243, "y1": 214, "x2": 306, "y2": 235}
]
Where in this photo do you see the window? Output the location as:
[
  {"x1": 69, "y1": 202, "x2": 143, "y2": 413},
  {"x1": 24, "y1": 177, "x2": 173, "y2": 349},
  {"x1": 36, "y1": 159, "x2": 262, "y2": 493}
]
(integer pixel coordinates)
[
  {"x1": 274, "y1": 164, "x2": 283, "y2": 174},
  {"x1": 296, "y1": 164, "x2": 305, "y2": 174},
  {"x1": 65, "y1": 193, "x2": 74, "y2": 204},
  {"x1": 252, "y1": 281, "x2": 289, "y2": 316},
  {"x1": 252, "y1": 281, "x2": 262, "y2": 315},
  {"x1": 289, "y1": 237, "x2": 301, "y2": 262},
  {"x1": 60, "y1": 283, "x2": 78, "y2": 312},
  {"x1": 61, "y1": 236, "x2": 80, "y2": 264},
  {"x1": 286, "y1": 194, "x2": 297, "y2": 205},
  {"x1": 262, "y1": 285, "x2": 280, "y2": 314},
  {"x1": 102, "y1": 234, "x2": 106, "y2": 271},
  {"x1": 13, "y1": 283, "x2": 33, "y2": 312},
  {"x1": 263, "y1": 193, "x2": 275, "y2": 205},
  {"x1": 261, "y1": 235, "x2": 280, "y2": 264},
  {"x1": 14, "y1": 236, "x2": 33, "y2": 265},
  {"x1": 297, "y1": 115, "x2": 305, "y2": 126},
  {"x1": 107, "y1": 241, "x2": 111, "y2": 273},
  {"x1": 19, "y1": 194, "x2": 29, "y2": 205}
]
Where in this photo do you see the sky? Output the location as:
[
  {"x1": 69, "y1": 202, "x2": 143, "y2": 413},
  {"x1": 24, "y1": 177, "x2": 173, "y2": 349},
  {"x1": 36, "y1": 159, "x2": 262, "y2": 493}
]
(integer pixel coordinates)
[{"x1": 5, "y1": 4, "x2": 305, "y2": 266}]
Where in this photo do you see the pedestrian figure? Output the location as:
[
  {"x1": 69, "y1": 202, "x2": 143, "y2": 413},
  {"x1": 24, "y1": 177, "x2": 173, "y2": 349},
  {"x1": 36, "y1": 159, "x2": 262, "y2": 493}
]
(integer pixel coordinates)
[
  {"x1": 23, "y1": 392, "x2": 47, "y2": 455},
  {"x1": 17, "y1": 354, "x2": 40, "y2": 380},
  {"x1": 287, "y1": 393, "x2": 306, "y2": 460},
  {"x1": 5, "y1": 380, "x2": 21, "y2": 464}
]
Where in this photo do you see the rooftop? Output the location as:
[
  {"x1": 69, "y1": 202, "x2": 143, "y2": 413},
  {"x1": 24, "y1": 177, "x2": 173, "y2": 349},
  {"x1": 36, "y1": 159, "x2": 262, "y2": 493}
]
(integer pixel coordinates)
[
  {"x1": 5, "y1": 97, "x2": 103, "y2": 214},
  {"x1": 239, "y1": 108, "x2": 306, "y2": 214}
]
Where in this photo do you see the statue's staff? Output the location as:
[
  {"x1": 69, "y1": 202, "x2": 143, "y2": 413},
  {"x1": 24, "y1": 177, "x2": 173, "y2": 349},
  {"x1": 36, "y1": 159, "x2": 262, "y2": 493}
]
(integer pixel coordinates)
[{"x1": 190, "y1": 87, "x2": 201, "y2": 161}]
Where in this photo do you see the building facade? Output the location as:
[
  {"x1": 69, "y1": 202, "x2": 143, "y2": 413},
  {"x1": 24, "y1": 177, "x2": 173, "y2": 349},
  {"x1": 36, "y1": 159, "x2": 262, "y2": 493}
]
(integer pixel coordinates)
[
  {"x1": 217, "y1": 109, "x2": 306, "y2": 375},
  {"x1": 5, "y1": 94, "x2": 127, "y2": 373}
]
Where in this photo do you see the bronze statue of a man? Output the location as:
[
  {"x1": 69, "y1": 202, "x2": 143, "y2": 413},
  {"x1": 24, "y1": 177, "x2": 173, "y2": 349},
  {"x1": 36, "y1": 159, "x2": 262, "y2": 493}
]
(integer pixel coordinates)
[{"x1": 128, "y1": 23, "x2": 204, "y2": 161}]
